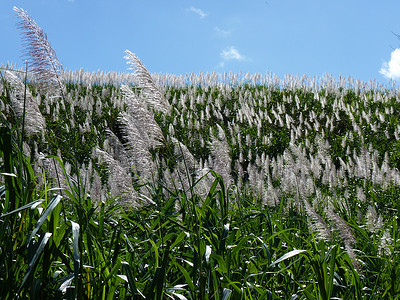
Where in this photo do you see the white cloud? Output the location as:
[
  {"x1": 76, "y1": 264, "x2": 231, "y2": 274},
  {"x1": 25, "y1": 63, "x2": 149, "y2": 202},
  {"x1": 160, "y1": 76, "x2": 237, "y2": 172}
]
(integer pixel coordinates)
[
  {"x1": 214, "y1": 27, "x2": 231, "y2": 38},
  {"x1": 218, "y1": 61, "x2": 225, "y2": 68},
  {"x1": 220, "y1": 46, "x2": 245, "y2": 61},
  {"x1": 380, "y1": 48, "x2": 400, "y2": 79},
  {"x1": 187, "y1": 7, "x2": 208, "y2": 19}
]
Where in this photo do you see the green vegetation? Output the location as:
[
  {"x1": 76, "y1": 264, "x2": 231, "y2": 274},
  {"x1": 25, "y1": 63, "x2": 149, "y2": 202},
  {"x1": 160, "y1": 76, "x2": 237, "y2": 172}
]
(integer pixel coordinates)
[
  {"x1": 2, "y1": 67, "x2": 400, "y2": 299},
  {"x1": 1, "y1": 6, "x2": 400, "y2": 299}
]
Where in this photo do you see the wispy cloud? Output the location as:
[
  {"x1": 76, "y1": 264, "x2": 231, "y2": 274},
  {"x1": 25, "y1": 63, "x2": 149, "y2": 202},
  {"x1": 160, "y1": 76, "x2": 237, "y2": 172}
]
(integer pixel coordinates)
[
  {"x1": 214, "y1": 27, "x2": 231, "y2": 38},
  {"x1": 221, "y1": 46, "x2": 245, "y2": 61},
  {"x1": 187, "y1": 7, "x2": 208, "y2": 19},
  {"x1": 217, "y1": 46, "x2": 247, "y2": 68},
  {"x1": 380, "y1": 48, "x2": 400, "y2": 79}
]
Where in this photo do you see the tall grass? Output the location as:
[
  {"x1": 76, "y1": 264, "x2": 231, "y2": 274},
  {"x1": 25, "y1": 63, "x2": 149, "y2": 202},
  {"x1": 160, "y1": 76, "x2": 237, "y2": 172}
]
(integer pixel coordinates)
[
  {"x1": 1, "y1": 6, "x2": 400, "y2": 299},
  {"x1": 2, "y1": 68, "x2": 400, "y2": 299}
]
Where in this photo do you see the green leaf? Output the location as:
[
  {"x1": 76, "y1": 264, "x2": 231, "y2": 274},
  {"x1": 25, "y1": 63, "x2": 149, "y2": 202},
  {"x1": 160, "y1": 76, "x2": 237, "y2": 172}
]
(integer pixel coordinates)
[
  {"x1": 122, "y1": 261, "x2": 139, "y2": 295},
  {"x1": 171, "y1": 292, "x2": 188, "y2": 300},
  {"x1": 28, "y1": 195, "x2": 62, "y2": 243},
  {"x1": 0, "y1": 185, "x2": 5, "y2": 198},
  {"x1": 148, "y1": 239, "x2": 160, "y2": 268},
  {"x1": 19, "y1": 232, "x2": 52, "y2": 292},
  {"x1": 0, "y1": 198, "x2": 45, "y2": 219},
  {"x1": 269, "y1": 249, "x2": 306, "y2": 268},
  {"x1": 173, "y1": 261, "x2": 195, "y2": 291},
  {"x1": 326, "y1": 245, "x2": 337, "y2": 298},
  {"x1": 71, "y1": 221, "x2": 80, "y2": 266},
  {"x1": 205, "y1": 245, "x2": 212, "y2": 264},
  {"x1": 71, "y1": 221, "x2": 80, "y2": 298},
  {"x1": 106, "y1": 259, "x2": 122, "y2": 300},
  {"x1": 0, "y1": 172, "x2": 17, "y2": 177},
  {"x1": 170, "y1": 231, "x2": 187, "y2": 250},
  {"x1": 211, "y1": 253, "x2": 227, "y2": 273},
  {"x1": 221, "y1": 288, "x2": 232, "y2": 300},
  {"x1": 99, "y1": 202, "x2": 105, "y2": 237},
  {"x1": 57, "y1": 274, "x2": 74, "y2": 294}
]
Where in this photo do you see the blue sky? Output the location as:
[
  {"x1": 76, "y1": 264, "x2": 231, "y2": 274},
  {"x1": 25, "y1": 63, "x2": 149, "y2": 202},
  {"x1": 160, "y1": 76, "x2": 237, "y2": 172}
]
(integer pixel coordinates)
[{"x1": 2, "y1": 0, "x2": 400, "y2": 85}]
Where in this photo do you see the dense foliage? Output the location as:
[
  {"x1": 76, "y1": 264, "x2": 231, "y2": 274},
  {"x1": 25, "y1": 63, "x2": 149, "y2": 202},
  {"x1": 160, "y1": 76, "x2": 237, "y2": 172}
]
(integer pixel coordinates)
[
  {"x1": 1, "y1": 66, "x2": 400, "y2": 299},
  {"x1": 4, "y1": 6, "x2": 400, "y2": 299}
]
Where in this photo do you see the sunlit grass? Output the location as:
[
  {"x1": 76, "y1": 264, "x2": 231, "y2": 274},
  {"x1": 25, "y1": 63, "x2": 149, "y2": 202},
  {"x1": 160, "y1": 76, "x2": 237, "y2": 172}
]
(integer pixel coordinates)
[
  {"x1": 1, "y1": 6, "x2": 400, "y2": 298},
  {"x1": 2, "y1": 70, "x2": 400, "y2": 298}
]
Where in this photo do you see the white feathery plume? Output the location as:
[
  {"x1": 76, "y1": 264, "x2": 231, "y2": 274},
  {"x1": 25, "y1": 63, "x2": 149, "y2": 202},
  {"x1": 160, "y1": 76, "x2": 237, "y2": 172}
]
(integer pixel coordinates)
[
  {"x1": 89, "y1": 169, "x2": 106, "y2": 205},
  {"x1": 124, "y1": 50, "x2": 170, "y2": 113},
  {"x1": 94, "y1": 148, "x2": 147, "y2": 207},
  {"x1": 263, "y1": 174, "x2": 280, "y2": 207},
  {"x1": 165, "y1": 136, "x2": 199, "y2": 198},
  {"x1": 378, "y1": 229, "x2": 393, "y2": 256},
  {"x1": 247, "y1": 163, "x2": 264, "y2": 198},
  {"x1": 234, "y1": 160, "x2": 244, "y2": 188},
  {"x1": 117, "y1": 113, "x2": 157, "y2": 184},
  {"x1": 325, "y1": 207, "x2": 360, "y2": 271},
  {"x1": 303, "y1": 199, "x2": 331, "y2": 241},
  {"x1": 193, "y1": 167, "x2": 216, "y2": 200},
  {"x1": 365, "y1": 205, "x2": 383, "y2": 233},
  {"x1": 356, "y1": 186, "x2": 366, "y2": 203},
  {"x1": 209, "y1": 124, "x2": 233, "y2": 189},
  {"x1": 37, "y1": 152, "x2": 69, "y2": 191},
  {"x1": 4, "y1": 70, "x2": 45, "y2": 137},
  {"x1": 162, "y1": 161, "x2": 194, "y2": 203},
  {"x1": 170, "y1": 137, "x2": 196, "y2": 174},
  {"x1": 103, "y1": 129, "x2": 131, "y2": 167},
  {"x1": 121, "y1": 84, "x2": 164, "y2": 149},
  {"x1": 13, "y1": 7, "x2": 64, "y2": 93}
]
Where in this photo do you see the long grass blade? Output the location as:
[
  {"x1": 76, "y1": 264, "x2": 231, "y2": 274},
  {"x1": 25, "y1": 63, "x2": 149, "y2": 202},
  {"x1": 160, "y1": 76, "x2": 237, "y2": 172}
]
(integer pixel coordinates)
[
  {"x1": 0, "y1": 185, "x2": 5, "y2": 199},
  {"x1": 269, "y1": 249, "x2": 306, "y2": 268},
  {"x1": 71, "y1": 221, "x2": 80, "y2": 270},
  {"x1": 122, "y1": 261, "x2": 141, "y2": 296},
  {"x1": 19, "y1": 232, "x2": 52, "y2": 292},
  {"x1": 28, "y1": 194, "x2": 61, "y2": 243},
  {"x1": 0, "y1": 198, "x2": 44, "y2": 218},
  {"x1": 221, "y1": 288, "x2": 232, "y2": 300},
  {"x1": 57, "y1": 274, "x2": 74, "y2": 294}
]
